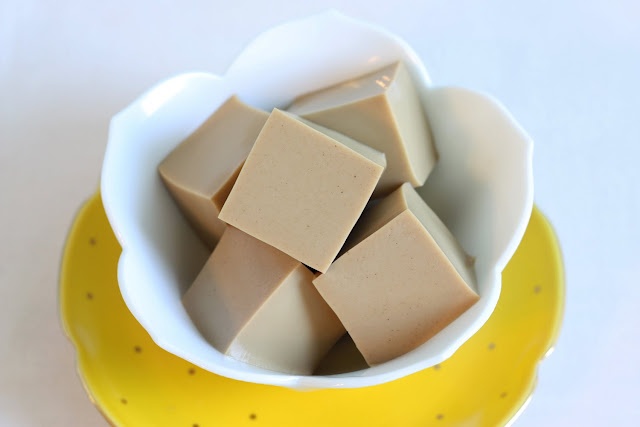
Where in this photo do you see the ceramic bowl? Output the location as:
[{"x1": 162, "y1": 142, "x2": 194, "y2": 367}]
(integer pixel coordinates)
[{"x1": 100, "y1": 10, "x2": 533, "y2": 389}]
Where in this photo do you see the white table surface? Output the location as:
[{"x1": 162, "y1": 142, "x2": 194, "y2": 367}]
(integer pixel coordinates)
[{"x1": 2, "y1": 0, "x2": 639, "y2": 425}]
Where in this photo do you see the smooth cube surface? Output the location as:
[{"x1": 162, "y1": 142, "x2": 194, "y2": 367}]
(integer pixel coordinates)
[
  {"x1": 159, "y1": 96, "x2": 268, "y2": 248},
  {"x1": 183, "y1": 226, "x2": 345, "y2": 375},
  {"x1": 313, "y1": 183, "x2": 479, "y2": 365},
  {"x1": 288, "y1": 62, "x2": 436, "y2": 196},
  {"x1": 218, "y1": 109, "x2": 386, "y2": 272}
]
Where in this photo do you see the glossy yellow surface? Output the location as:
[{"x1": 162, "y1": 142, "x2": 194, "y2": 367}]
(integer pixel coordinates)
[{"x1": 60, "y1": 194, "x2": 564, "y2": 427}]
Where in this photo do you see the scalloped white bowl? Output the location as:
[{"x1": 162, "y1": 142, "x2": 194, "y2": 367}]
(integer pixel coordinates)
[{"x1": 101, "y1": 11, "x2": 533, "y2": 389}]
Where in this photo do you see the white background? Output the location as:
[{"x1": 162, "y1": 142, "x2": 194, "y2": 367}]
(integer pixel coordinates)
[{"x1": 1, "y1": 0, "x2": 639, "y2": 425}]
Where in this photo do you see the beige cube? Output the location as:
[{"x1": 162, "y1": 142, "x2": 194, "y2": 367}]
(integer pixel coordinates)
[
  {"x1": 288, "y1": 61, "x2": 437, "y2": 196},
  {"x1": 159, "y1": 96, "x2": 268, "y2": 248},
  {"x1": 313, "y1": 183, "x2": 479, "y2": 366},
  {"x1": 183, "y1": 226, "x2": 345, "y2": 375},
  {"x1": 218, "y1": 109, "x2": 386, "y2": 273}
]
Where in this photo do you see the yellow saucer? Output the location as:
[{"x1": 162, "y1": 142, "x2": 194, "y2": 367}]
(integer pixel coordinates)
[{"x1": 60, "y1": 194, "x2": 564, "y2": 426}]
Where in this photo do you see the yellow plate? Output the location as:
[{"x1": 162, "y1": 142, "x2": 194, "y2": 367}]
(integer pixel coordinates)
[{"x1": 60, "y1": 194, "x2": 564, "y2": 427}]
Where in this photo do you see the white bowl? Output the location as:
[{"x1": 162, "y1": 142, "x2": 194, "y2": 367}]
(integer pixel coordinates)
[{"x1": 101, "y1": 11, "x2": 533, "y2": 389}]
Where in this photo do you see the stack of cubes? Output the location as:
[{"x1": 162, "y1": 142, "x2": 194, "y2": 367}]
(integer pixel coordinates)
[{"x1": 158, "y1": 62, "x2": 479, "y2": 375}]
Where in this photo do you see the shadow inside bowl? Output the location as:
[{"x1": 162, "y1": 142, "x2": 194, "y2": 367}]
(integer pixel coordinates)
[{"x1": 314, "y1": 334, "x2": 368, "y2": 375}]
